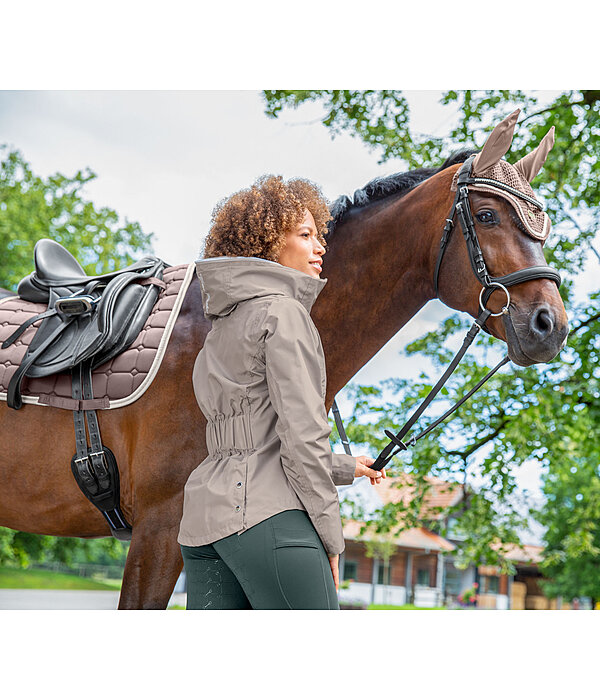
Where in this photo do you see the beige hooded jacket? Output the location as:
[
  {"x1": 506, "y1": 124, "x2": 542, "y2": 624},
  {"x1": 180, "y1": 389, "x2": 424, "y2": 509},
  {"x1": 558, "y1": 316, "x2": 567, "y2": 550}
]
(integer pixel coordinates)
[{"x1": 177, "y1": 256, "x2": 356, "y2": 555}]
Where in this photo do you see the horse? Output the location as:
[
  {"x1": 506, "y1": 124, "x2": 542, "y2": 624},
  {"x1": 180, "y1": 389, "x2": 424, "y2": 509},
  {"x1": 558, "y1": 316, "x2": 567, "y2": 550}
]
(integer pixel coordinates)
[{"x1": 0, "y1": 110, "x2": 569, "y2": 608}]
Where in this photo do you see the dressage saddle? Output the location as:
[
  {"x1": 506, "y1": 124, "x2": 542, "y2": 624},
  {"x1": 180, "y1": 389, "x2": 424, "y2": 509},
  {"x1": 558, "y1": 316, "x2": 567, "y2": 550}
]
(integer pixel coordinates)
[
  {"x1": 3, "y1": 238, "x2": 168, "y2": 540},
  {"x1": 7, "y1": 238, "x2": 167, "y2": 389}
]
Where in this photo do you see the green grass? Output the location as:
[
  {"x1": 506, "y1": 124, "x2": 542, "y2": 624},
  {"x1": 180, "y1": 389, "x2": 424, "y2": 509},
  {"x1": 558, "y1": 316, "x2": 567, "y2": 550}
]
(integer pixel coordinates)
[
  {"x1": 170, "y1": 599, "x2": 450, "y2": 611},
  {"x1": 367, "y1": 604, "x2": 448, "y2": 610},
  {"x1": 0, "y1": 568, "x2": 453, "y2": 606},
  {"x1": 0, "y1": 567, "x2": 121, "y2": 591}
]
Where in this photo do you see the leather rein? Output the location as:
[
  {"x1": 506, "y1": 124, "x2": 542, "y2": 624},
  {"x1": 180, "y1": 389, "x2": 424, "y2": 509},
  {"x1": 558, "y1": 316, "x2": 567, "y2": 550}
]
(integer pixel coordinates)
[{"x1": 331, "y1": 155, "x2": 562, "y2": 472}]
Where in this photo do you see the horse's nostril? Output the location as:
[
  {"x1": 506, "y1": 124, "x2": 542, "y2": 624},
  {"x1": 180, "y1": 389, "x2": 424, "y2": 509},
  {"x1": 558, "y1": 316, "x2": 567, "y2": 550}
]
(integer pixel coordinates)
[{"x1": 531, "y1": 307, "x2": 554, "y2": 338}]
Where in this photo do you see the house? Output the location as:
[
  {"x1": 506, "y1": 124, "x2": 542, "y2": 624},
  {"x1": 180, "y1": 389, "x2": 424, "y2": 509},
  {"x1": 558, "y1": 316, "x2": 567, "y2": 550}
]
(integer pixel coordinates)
[
  {"x1": 337, "y1": 474, "x2": 574, "y2": 609},
  {"x1": 476, "y1": 543, "x2": 563, "y2": 610},
  {"x1": 341, "y1": 520, "x2": 455, "y2": 607},
  {"x1": 338, "y1": 473, "x2": 473, "y2": 607}
]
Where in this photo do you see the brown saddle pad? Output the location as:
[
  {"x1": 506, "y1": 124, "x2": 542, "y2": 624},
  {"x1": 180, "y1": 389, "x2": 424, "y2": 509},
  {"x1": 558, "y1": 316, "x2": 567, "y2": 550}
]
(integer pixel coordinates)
[{"x1": 0, "y1": 262, "x2": 194, "y2": 409}]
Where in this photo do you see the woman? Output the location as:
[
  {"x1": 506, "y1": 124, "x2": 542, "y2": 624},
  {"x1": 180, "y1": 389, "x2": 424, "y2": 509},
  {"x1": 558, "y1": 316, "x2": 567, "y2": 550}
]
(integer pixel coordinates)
[{"x1": 177, "y1": 174, "x2": 385, "y2": 609}]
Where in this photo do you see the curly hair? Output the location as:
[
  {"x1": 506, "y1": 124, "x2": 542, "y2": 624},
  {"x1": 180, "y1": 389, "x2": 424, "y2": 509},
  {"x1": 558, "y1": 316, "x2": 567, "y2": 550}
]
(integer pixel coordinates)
[{"x1": 201, "y1": 174, "x2": 332, "y2": 261}]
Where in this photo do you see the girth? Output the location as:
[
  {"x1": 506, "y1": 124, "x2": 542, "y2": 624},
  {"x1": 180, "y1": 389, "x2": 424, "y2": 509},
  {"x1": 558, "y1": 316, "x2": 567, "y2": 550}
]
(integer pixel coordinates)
[{"x1": 70, "y1": 360, "x2": 130, "y2": 536}]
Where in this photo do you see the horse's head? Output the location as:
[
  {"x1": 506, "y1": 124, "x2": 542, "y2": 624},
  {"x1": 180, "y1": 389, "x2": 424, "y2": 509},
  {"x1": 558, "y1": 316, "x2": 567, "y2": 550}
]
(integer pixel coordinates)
[{"x1": 434, "y1": 109, "x2": 569, "y2": 367}]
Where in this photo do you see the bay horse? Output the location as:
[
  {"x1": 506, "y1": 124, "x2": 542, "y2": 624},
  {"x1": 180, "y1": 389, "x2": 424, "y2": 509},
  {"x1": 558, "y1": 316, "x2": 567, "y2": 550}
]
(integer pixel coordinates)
[{"x1": 0, "y1": 112, "x2": 569, "y2": 608}]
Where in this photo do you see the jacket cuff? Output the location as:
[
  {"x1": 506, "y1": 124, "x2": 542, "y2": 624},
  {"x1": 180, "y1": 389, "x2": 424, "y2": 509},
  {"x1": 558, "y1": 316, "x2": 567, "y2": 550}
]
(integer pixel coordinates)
[{"x1": 331, "y1": 452, "x2": 356, "y2": 486}]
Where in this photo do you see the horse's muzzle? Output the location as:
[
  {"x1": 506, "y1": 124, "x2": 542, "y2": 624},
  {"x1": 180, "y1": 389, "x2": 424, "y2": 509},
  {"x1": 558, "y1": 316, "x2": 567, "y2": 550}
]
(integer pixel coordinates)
[{"x1": 503, "y1": 304, "x2": 569, "y2": 366}]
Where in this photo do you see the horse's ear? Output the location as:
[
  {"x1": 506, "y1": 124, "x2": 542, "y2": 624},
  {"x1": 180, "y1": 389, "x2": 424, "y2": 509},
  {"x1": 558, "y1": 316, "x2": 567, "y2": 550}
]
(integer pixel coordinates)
[
  {"x1": 513, "y1": 126, "x2": 555, "y2": 182},
  {"x1": 472, "y1": 108, "x2": 521, "y2": 175}
]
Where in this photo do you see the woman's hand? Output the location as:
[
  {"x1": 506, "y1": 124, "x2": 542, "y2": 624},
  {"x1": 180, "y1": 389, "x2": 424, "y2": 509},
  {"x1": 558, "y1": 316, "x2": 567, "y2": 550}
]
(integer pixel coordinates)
[
  {"x1": 354, "y1": 455, "x2": 386, "y2": 485},
  {"x1": 328, "y1": 554, "x2": 339, "y2": 592}
]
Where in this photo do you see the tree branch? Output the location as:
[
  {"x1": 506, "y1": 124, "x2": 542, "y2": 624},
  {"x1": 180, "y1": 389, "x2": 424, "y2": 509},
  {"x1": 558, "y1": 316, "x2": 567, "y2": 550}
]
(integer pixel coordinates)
[
  {"x1": 517, "y1": 98, "x2": 587, "y2": 126},
  {"x1": 570, "y1": 312, "x2": 600, "y2": 335},
  {"x1": 447, "y1": 417, "x2": 509, "y2": 461}
]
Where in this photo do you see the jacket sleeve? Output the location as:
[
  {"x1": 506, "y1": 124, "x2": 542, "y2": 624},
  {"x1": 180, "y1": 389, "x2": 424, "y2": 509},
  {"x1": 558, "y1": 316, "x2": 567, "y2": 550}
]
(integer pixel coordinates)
[
  {"x1": 332, "y1": 453, "x2": 356, "y2": 486},
  {"x1": 263, "y1": 297, "x2": 354, "y2": 555}
]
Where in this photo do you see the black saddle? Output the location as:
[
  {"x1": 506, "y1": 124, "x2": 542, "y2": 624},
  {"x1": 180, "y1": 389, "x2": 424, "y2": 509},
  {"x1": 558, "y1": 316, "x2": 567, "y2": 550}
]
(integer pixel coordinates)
[
  {"x1": 18, "y1": 238, "x2": 162, "y2": 302},
  {"x1": 6, "y1": 238, "x2": 167, "y2": 398},
  {"x1": 3, "y1": 238, "x2": 169, "y2": 541}
]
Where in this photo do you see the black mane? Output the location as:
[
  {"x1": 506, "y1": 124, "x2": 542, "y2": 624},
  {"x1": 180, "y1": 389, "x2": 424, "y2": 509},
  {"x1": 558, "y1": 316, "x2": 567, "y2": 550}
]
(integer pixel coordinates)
[{"x1": 328, "y1": 148, "x2": 478, "y2": 232}]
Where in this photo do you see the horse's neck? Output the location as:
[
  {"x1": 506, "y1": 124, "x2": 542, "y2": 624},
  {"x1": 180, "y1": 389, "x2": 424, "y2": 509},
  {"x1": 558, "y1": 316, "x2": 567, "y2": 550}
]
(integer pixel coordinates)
[{"x1": 314, "y1": 182, "x2": 446, "y2": 402}]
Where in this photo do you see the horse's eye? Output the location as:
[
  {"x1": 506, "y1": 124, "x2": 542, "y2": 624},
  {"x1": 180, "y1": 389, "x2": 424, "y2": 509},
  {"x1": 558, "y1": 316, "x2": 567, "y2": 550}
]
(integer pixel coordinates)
[{"x1": 476, "y1": 210, "x2": 497, "y2": 224}]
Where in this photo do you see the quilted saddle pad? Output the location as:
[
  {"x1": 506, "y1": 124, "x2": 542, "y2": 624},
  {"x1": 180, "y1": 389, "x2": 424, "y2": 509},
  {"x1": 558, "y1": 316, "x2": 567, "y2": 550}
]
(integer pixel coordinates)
[{"x1": 0, "y1": 262, "x2": 195, "y2": 410}]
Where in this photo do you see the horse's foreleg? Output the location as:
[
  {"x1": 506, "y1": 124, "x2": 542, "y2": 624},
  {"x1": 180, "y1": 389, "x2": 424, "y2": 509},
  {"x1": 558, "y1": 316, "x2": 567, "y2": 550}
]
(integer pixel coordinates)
[{"x1": 118, "y1": 504, "x2": 183, "y2": 610}]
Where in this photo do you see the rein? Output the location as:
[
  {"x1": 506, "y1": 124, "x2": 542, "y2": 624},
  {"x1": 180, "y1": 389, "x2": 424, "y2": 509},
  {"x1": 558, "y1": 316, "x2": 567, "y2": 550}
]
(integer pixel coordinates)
[{"x1": 331, "y1": 155, "x2": 562, "y2": 472}]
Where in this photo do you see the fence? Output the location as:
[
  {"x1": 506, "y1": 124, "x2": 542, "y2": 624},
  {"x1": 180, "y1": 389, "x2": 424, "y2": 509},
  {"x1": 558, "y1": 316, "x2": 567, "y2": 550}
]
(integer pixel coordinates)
[{"x1": 33, "y1": 561, "x2": 125, "y2": 581}]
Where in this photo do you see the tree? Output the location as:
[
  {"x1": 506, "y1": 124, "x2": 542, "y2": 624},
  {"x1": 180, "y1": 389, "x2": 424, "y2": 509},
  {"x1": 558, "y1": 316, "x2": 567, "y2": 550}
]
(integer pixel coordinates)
[
  {"x1": 263, "y1": 90, "x2": 600, "y2": 274},
  {"x1": 533, "y1": 293, "x2": 600, "y2": 606},
  {"x1": 364, "y1": 535, "x2": 396, "y2": 605},
  {"x1": 0, "y1": 145, "x2": 154, "y2": 291},
  {"x1": 0, "y1": 145, "x2": 156, "y2": 568},
  {"x1": 264, "y1": 91, "x2": 600, "y2": 593}
]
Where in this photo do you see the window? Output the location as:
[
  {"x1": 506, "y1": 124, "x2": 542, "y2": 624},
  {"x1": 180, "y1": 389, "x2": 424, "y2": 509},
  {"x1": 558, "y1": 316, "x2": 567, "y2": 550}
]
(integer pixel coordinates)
[
  {"x1": 480, "y1": 575, "x2": 499, "y2": 594},
  {"x1": 343, "y1": 560, "x2": 358, "y2": 581},
  {"x1": 377, "y1": 562, "x2": 392, "y2": 585},
  {"x1": 417, "y1": 568, "x2": 430, "y2": 586},
  {"x1": 447, "y1": 517, "x2": 459, "y2": 537},
  {"x1": 444, "y1": 568, "x2": 462, "y2": 595}
]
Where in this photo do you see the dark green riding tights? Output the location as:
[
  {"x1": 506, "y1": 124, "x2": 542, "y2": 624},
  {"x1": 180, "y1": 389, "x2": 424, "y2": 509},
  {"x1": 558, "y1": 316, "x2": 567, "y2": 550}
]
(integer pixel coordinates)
[{"x1": 180, "y1": 509, "x2": 340, "y2": 610}]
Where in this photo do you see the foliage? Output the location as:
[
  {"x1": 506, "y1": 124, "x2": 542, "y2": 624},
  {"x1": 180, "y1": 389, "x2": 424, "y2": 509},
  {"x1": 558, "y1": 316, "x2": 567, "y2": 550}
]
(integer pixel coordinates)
[
  {"x1": 536, "y1": 457, "x2": 600, "y2": 604},
  {"x1": 0, "y1": 526, "x2": 130, "y2": 569},
  {"x1": 0, "y1": 145, "x2": 153, "y2": 567},
  {"x1": 457, "y1": 582, "x2": 478, "y2": 606},
  {"x1": 363, "y1": 535, "x2": 396, "y2": 586},
  {"x1": 263, "y1": 90, "x2": 600, "y2": 278},
  {"x1": 335, "y1": 288, "x2": 600, "y2": 589},
  {"x1": 263, "y1": 90, "x2": 425, "y2": 164},
  {"x1": 0, "y1": 145, "x2": 154, "y2": 291},
  {"x1": 263, "y1": 91, "x2": 600, "y2": 596},
  {"x1": 533, "y1": 294, "x2": 600, "y2": 603}
]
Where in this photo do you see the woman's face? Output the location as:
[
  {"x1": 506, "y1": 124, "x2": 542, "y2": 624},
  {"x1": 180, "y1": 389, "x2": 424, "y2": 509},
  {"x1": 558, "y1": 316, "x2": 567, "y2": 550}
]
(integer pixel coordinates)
[{"x1": 277, "y1": 209, "x2": 326, "y2": 279}]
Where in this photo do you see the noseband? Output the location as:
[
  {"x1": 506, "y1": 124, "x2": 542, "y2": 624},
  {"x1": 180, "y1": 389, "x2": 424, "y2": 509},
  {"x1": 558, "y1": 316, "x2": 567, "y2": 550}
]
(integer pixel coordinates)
[
  {"x1": 433, "y1": 154, "x2": 561, "y2": 313},
  {"x1": 331, "y1": 155, "x2": 563, "y2": 472}
]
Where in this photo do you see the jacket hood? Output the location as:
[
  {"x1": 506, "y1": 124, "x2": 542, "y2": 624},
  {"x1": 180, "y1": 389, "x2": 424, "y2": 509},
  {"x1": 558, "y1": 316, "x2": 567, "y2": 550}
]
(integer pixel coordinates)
[{"x1": 196, "y1": 256, "x2": 328, "y2": 321}]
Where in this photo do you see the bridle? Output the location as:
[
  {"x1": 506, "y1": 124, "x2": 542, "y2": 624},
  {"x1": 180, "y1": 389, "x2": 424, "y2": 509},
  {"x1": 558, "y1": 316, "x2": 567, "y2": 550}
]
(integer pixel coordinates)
[
  {"x1": 434, "y1": 154, "x2": 561, "y2": 311},
  {"x1": 331, "y1": 154, "x2": 562, "y2": 472}
]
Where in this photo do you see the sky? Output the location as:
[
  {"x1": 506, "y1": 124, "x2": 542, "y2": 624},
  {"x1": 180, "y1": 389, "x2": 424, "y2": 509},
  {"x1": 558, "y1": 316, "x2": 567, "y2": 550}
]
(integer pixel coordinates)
[{"x1": 0, "y1": 89, "x2": 596, "y2": 502}]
